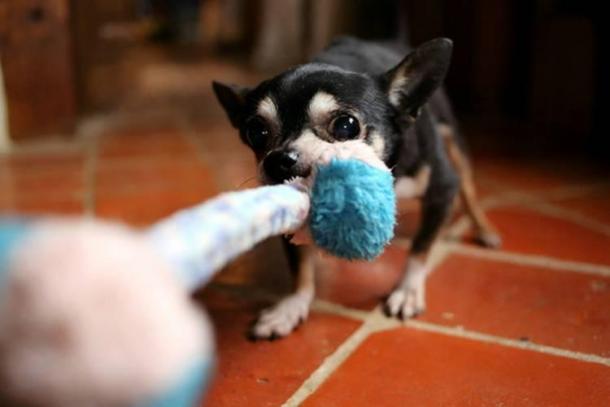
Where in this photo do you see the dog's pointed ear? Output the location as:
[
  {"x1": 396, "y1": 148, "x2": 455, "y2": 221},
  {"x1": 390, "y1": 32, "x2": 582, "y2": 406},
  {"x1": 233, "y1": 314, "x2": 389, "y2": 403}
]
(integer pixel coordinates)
[
  {"x1": 382, "y1": 38, "x2": 453, "y2": 121},
  {"x1": 212, "y1": 81, "x2": 250, "y2": 128}
]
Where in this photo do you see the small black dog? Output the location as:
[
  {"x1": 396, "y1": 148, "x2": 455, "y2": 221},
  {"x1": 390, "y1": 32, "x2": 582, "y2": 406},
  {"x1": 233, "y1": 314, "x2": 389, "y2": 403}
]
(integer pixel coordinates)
[{"x1": 213, "y1": 37, "x2": 500, "y2": 339}]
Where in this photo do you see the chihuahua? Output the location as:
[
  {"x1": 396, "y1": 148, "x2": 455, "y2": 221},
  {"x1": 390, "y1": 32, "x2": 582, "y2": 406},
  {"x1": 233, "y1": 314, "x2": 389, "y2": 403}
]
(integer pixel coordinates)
[{"x1": 213, "y1": 37, "x2": 501, "y2": 339}]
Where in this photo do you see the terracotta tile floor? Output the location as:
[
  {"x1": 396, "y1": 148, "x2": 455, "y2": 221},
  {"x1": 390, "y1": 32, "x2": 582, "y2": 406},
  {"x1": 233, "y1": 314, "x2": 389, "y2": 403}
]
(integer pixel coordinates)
[{"x1": 2, "y1": 60, "x2": 610, "y2": 405}]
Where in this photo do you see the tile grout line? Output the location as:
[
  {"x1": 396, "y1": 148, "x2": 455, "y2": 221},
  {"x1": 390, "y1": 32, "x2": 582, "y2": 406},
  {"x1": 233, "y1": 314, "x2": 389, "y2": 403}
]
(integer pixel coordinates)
[
  {"x1": 448, "y1": 242, "x2": 610, "y2": 277},
  {"x1": 77, "y1": 112, "x2": 128, "y2": 218},
  {"x1": 480, "y1": 186, "x2": 610, "y2": 238},
  {"x1": 311, "y1": 300, "x2": 371, "y2": 321},
  {"x1": 475, "y1": 177, "x2": 610, "y2": 237},
  {"x1": 399, "y1": 309, "x2": 609, "y2": 368},
  {"x1": 517, "y1": 182, "x2": 610, "y2": 202},
  {"x1": 402, "y1": 319, "x2": 610, "y2": 367},
  {"x1": 0, "y1": 140, "x2": 82, "y2": 155},
  {"x1": 517, "y1": 199, "x2": 610, "y2": 238},
  {"x1": 311, "y1": 303, "x2": 610, "y2": 372},
  {"x1": 475, "y1": 175, "x2": 609, "y2": 202},
  {"x1": 281, "y1": 320, "x2": 378, "y2": 407}
]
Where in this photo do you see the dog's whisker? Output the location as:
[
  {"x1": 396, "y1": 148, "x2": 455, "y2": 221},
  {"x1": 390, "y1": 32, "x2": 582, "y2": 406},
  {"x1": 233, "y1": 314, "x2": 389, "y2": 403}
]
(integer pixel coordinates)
[{"x1": 236, "y1": 175, "x2": 258, "y2": 189}]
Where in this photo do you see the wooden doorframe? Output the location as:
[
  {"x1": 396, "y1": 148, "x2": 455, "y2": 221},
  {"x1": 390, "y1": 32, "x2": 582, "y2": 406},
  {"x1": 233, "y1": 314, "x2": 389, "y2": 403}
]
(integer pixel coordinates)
[
  {"x1": 0, "y1": 0, "x2": 77, "y2": 142},
  {"x1": 0, "y1": 60, "x2": 10, "y2": 152}
]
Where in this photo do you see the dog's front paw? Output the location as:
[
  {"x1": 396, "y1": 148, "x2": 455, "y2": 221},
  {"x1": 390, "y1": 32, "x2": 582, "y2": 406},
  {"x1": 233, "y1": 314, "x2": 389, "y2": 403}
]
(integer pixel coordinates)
[
  {"x1": 384, "y1": 285, "x2": 426, "y2": 320},
  {"x1": 250, "y1": 292, "x2": 313, "y2": 340},
  {"x1": 384, "y1": 258, "x2": 428, "y2": 320}
]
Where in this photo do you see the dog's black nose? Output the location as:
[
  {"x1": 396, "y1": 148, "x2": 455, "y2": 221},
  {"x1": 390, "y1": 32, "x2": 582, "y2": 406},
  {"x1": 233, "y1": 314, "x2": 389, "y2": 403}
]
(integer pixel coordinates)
[{"x1": 263, "y1": 150, "x2": 299, "y2": 183}]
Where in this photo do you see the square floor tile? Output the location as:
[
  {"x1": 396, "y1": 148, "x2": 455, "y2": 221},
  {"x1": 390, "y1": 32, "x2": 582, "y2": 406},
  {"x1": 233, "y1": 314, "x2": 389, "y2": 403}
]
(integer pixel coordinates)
[
  {"x1": 95, "y1": 157, "x2": 216, "y2": 191},
  {"x1": 98, "y1": 128, "x2": 198, "y2": 160},
  {"x1": 304, "y1": 327, "x2": 610, "y2": 406},
  {"x1": 95, "y1": 185, "x2": 216, "y2": 226},
  {"x1": 477, "y1": 205, "x2": 610, "y2": 265},
  {"x1": 423, "y1": 253, "x2": 610, "y2": 356},
  {"x1": 198, "y1": 289, "x2": 361, "y2": 407}
]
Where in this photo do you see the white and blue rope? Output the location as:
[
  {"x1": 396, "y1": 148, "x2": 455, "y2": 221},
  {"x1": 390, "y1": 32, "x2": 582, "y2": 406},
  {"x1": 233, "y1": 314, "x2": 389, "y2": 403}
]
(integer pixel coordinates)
[{"x1": 147, "y1": 184, "x2": 310, "y2": 291}]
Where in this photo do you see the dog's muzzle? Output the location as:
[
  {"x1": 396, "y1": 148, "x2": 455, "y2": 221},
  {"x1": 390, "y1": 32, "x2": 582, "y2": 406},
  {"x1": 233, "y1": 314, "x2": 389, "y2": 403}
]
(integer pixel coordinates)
[{"x1": 263, "y1": 149, "x2": 311, "y2": 184}]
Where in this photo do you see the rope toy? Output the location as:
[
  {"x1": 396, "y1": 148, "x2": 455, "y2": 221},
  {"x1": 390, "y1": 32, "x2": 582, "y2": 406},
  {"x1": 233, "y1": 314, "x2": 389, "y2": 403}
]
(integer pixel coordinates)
[{"x1": 0, "y1": 158, "x2": 395, "y2": 407}]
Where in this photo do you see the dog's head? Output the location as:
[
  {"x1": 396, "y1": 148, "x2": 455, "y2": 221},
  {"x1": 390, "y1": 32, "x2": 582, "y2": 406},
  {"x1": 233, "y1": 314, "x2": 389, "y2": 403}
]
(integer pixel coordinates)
[{"x1": 212, "y1": 38, "x2": 452, "y2": 184}]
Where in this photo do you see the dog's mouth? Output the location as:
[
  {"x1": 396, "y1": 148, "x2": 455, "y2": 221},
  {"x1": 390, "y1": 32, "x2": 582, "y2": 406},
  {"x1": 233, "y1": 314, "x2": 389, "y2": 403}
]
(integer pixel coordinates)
[
  {"x1": 283, "y1": 166, "x2": 312, "y2": 184},
  {"x1": 286, "y1": 228, "x2": 313, "y2": 245},
  {"x1": 259, "y1": 163, "x2": 312, "y2": 186}
]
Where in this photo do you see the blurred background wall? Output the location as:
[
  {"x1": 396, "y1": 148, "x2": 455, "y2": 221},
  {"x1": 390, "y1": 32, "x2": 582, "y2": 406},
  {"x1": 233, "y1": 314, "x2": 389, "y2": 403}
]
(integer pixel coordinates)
[{"x1": 0, "y1": 0, "x2": 606, "y2": 158}]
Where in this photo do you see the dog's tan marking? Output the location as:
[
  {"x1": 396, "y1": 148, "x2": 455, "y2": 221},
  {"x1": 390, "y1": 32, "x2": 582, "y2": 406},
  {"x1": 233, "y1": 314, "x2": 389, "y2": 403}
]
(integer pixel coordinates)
[
  {"x1": 388, "y1": 78, "x2": 408, "y2": 107},
  {"x1": 368, "y1": 130, "x2": 386, "y2": 158},
  {"x1": 439, "y1": 123, "x2": 501, "y2": 248},
  {"x1": 308, "y1": 91, "x2": 339, "y2": 124},
  {"x1": 394, "y1": 165, "x2": 431, "y2": 199},
  {"x1": 388, "y1": 66, "x2": 409, "y2": 107},
  {"x1": 257, "y1": 96, "x2": 280, "y2": 127}
]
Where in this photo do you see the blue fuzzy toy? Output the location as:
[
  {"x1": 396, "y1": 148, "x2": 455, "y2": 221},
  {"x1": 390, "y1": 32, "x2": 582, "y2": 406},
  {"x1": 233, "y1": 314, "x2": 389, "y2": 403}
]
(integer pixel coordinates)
[{"x1": 310, "y1": 159, "x2": 396, "y2": 260}]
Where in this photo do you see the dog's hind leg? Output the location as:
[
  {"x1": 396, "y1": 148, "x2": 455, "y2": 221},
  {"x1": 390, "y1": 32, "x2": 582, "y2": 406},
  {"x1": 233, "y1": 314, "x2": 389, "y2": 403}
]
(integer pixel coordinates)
[{"x1": 439, "y1": 123, "x2": 502, "y2": 248}]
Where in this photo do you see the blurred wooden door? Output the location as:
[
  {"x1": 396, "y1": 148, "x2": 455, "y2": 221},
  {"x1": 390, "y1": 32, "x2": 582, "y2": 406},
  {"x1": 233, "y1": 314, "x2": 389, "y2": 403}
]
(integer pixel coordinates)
[{"x1": 0, "y1": 0, "x2": 76, "y2": 141}]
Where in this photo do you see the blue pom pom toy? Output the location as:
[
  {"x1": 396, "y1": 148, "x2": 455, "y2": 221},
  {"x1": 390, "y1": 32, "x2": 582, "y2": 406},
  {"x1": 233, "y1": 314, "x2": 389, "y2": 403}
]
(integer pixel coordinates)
[{"x1": 309, "y1": 159, "x2": 396, "y2": 260}]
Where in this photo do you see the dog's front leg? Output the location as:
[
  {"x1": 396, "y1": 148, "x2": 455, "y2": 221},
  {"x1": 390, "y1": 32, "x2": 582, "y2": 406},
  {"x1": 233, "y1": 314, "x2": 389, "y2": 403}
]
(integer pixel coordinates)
[
  {"x1": 250, "y1": 243, "x2": 315, "y2": 339},
  {"x1": 386, "y1": 176, "x2": 458, "y2": 319}
]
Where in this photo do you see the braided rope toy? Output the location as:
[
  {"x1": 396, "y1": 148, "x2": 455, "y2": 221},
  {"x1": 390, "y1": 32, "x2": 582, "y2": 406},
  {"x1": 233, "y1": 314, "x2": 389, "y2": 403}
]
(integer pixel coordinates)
[{"x1": 0, "y1": 158, "x2": 395, "y2": 407}]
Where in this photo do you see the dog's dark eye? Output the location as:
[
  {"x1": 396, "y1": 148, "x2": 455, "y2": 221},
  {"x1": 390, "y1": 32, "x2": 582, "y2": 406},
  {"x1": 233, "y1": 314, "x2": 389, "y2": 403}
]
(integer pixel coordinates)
[
  {"x1": 244, "y1": 117, "x2": 270, "y2": 150},
  {"x1": 331, "y1": 115, "x2": 360, "y2": 140}
]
